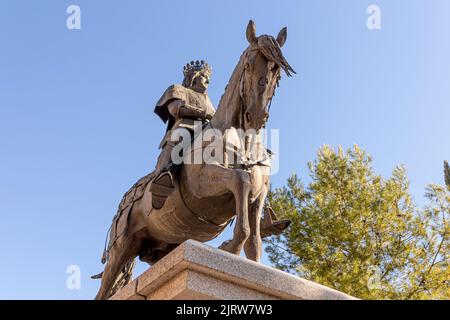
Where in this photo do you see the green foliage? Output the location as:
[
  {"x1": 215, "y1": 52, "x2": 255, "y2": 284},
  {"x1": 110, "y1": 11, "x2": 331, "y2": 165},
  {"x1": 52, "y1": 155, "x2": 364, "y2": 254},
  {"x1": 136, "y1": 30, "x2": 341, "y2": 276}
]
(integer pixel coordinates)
[{"x1": 265, "y1": 145, "x2": 450, "y2": 299}]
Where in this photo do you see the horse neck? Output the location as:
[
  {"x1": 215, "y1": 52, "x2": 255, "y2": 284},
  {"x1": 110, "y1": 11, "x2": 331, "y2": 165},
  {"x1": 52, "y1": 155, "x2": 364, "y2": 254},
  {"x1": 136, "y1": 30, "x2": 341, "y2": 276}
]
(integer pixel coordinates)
[{"x1": 210, "y1": 49, "x2": 248, "y2": 133}]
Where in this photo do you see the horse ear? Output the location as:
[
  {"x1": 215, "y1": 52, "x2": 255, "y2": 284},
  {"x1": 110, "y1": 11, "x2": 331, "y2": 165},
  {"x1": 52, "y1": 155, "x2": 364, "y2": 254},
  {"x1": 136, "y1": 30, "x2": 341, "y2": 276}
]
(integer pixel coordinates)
[
  {"x1": 277, "y1": 27, "x2": 287, "y2": 47},
  {"x1": 246, "y1": 20, "x2": 257, "y2": 44}
]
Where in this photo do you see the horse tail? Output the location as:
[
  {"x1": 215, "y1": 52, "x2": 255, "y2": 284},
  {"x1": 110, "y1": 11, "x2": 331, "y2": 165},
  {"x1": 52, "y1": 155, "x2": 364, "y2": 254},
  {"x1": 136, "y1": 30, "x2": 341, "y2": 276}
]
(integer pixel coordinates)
[
  {"x1": 91, "y1": 215, "x2": 117, "y2": 279},
  {"x1": 100, "y1": 223, "x2": 113, "y2": 264}
]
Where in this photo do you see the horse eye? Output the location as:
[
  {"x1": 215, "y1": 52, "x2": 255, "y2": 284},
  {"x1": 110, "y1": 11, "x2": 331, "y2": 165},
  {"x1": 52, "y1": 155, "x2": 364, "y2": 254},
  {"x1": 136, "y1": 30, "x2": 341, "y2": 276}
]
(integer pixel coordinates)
[{"x1": 259, "y1": 77, "x2": 268, "y2": 86}]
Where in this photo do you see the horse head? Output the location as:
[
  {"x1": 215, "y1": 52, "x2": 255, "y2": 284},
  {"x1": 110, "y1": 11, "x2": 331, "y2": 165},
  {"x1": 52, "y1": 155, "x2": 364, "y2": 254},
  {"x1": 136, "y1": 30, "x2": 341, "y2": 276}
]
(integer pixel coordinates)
[{"x1": 240, "y1": 20, "x2": 296, "y2": 131}]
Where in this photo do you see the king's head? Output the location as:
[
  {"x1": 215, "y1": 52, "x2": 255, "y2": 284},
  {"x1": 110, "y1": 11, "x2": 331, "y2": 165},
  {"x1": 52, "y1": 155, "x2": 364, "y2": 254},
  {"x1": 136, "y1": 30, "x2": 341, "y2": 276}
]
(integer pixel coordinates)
[{"x1": 182, "y1": 60, "x2": 212, "y2": 93}]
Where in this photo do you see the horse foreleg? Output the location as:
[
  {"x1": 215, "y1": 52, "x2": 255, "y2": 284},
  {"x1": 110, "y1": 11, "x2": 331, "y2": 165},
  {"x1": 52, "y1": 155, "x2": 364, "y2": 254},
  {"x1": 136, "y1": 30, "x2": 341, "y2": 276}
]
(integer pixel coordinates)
[
  {"x1": 219, "y1": 170, "x2": 251, "y2": 255},
  {"x1": 244, "y1": 185, "x2": 267, "y2": 262}
]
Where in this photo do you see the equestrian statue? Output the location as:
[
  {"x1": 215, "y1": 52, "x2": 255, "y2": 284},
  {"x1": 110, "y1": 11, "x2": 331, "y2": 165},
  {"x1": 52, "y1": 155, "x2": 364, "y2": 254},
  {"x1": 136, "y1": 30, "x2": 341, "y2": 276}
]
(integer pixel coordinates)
[{"x1": 93, "y1": 20, "x2": 295, "y2": 300}]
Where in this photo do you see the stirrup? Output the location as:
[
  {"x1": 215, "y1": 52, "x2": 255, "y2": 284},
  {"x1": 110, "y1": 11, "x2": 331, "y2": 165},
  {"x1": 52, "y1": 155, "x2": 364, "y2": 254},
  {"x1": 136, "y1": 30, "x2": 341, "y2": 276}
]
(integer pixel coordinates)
[
  {"x1": 150, "y1": 171, "x2": 175, "y2": 210},
  {"x1": 260, "y1": 219, "x2": 291, "y2": 238},
  {"x1": 260, "y1": 206, "x2": 291, "y2": 238}
]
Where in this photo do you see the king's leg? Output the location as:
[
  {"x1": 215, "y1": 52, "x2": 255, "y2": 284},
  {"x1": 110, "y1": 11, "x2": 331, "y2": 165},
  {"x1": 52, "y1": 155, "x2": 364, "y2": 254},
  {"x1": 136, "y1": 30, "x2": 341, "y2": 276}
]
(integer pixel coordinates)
[{"x1": 150, "y1": 143, "x2": 176, "y2": 209}]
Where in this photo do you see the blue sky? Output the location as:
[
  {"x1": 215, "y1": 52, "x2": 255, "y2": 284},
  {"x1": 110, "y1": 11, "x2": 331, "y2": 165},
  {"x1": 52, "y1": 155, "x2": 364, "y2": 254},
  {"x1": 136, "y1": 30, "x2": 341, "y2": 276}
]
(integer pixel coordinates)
[{"x1": 0, "y1": 0, "x2": 449, "y2": 299}]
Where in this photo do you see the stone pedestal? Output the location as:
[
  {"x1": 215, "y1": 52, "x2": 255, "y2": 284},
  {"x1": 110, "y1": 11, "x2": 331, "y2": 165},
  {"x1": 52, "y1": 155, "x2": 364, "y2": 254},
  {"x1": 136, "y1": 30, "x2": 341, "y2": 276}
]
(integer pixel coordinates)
[{"x1": 110, "y1": 240, "x2": 356, "y2": 300}]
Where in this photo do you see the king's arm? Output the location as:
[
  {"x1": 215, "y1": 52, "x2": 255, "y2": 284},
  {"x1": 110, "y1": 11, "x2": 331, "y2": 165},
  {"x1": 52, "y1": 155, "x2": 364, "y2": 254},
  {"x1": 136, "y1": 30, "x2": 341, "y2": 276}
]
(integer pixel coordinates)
[
  {"x1": 154, "y1": 85, "x2": 214, "y2": 123},
  {"x1": 167, "y1": 100, "x2": 213, "y2": 121}
]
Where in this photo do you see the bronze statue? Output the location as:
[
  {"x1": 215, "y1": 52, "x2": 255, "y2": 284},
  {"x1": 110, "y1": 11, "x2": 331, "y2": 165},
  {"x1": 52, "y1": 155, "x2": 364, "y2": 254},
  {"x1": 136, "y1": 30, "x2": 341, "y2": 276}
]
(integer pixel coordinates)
[{"x1": 93, "y1": 20, "x2": 295, "y2": 300}]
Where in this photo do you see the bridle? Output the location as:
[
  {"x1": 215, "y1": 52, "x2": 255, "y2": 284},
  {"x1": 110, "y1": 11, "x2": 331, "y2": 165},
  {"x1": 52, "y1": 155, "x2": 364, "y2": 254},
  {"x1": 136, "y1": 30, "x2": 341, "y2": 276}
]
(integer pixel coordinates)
[{"x1": 238, "y1": 48, "x2": 277, "y2": 130}]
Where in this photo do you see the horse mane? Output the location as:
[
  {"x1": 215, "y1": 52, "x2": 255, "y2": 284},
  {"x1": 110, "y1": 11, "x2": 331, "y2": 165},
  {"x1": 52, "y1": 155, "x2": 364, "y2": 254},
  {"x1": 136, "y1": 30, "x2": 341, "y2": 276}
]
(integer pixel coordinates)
[
  {"x1": 257, "y1": 35, "x2": 296, "y2": 77},
  {"x1": 211, "y1": 50, "x2": 248, "y2": 131},
  {"x1": 211, "y1": 35, "x2": 295, "y2": 132}
]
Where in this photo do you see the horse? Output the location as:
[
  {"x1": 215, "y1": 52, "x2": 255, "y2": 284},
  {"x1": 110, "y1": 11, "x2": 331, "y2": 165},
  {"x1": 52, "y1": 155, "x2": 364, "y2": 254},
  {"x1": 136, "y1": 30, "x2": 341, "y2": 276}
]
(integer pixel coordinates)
[{"x1": 93, "y1": 20, "x2": 295, "y2": 300}]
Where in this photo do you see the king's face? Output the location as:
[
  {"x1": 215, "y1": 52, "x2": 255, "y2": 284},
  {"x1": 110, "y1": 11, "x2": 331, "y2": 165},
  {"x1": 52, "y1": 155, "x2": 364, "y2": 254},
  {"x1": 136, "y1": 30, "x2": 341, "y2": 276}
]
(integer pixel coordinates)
[{"x1": 191, "y1": 73, "x2": 209, "y2": 93}]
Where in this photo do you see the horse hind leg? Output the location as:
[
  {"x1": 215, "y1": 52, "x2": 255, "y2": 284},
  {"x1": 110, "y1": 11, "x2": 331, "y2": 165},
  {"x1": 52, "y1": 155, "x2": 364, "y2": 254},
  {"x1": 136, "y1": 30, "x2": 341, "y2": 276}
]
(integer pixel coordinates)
[{"x1": 94, "y1": 235, "x2": 140, "y2": 300}]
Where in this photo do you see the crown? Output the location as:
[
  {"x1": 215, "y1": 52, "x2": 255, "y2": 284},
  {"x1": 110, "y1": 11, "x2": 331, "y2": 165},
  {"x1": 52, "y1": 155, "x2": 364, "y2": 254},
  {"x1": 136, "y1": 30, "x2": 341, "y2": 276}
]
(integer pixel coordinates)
[{"x1": 183, "y1": 60, "x2": 212, "y2": 78}]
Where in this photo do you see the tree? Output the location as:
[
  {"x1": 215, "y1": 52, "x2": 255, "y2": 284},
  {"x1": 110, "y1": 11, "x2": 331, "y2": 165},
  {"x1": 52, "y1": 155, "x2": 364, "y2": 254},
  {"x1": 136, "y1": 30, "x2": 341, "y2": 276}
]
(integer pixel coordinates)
[
  {"x1": 444, "y1": 160, "x2": 450, "y2": 191},
  {"x1": 265, "y1": 145, "x2": 450, "y2": 299}
]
